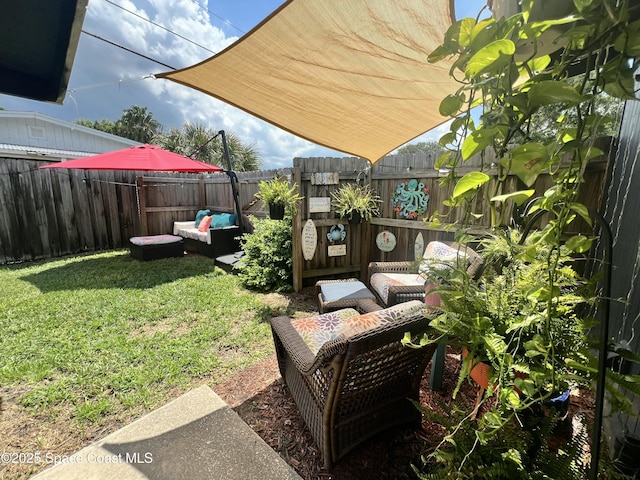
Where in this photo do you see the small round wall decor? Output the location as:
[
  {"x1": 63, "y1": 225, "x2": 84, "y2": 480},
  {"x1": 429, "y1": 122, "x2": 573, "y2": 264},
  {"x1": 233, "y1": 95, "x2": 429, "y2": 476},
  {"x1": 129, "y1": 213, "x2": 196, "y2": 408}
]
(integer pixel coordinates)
[
  {"x1": 392, "y1": 179, "x2": 430, "y2": 220},
  {"x1": 376, "y1": 230, "x2": 396, "y2": 252}
]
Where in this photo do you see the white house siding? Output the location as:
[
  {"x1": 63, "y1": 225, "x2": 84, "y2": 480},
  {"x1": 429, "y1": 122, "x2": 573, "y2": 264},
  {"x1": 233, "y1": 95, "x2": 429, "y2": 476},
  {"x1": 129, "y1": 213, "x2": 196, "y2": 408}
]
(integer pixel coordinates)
[{"x1": 0, "y1": 111, "x2": 139, "y2": 160}]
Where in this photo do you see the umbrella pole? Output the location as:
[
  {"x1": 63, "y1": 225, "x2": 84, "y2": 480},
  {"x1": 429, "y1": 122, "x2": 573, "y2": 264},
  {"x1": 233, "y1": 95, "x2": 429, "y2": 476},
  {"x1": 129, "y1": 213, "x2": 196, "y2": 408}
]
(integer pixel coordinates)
[{"x1": 219, "y1": 130, "x2": 243, "y2": 235}]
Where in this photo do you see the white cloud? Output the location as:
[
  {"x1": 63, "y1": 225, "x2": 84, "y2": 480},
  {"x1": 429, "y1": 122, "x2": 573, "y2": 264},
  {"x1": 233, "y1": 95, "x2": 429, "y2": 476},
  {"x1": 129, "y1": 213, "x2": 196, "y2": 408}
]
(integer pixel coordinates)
[
  {"x1": 0, "y1": 0, "x2": 456, "y2": 170},
  {"x1": 59, "y1": 0, "x2": 327, "y2": 169}
]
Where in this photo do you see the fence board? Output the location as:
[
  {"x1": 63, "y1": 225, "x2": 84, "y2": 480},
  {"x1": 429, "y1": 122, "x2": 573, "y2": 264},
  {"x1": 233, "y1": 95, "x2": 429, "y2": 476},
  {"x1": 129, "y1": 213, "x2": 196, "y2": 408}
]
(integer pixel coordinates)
[
  {"x1": 49, "y1": 169, "x2": 80, "y2": 255},
  {"x1": 101, "y1": 171, "x2": 120, "y2": 249},
  {"x1": 0, "y1": 160, "x2": 19, "y2": 263},
  {"x1": 31, "y1": 162, "x2": 56, "y2": 258},
  {"x1": 115, "y1": 172, "x2": 138, "y2": 243},
  {"x1": 14, "y1": 162, "x2": 40, "y2": 260}
]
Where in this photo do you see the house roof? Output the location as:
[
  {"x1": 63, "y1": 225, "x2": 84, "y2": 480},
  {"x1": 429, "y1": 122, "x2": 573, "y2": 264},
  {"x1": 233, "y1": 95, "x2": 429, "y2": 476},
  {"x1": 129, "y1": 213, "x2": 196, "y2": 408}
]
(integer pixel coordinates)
[
  {"x1": 0, "y1": 143, "x2": 97, "y2": 160},
  {"x1": 0, "y1": 0, "x2": 88, "y2": 104}
]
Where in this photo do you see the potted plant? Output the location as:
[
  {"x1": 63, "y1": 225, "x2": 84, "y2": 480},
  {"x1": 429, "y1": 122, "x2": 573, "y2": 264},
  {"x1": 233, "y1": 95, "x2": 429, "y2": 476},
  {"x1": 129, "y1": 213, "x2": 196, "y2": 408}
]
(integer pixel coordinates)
[
  {"x1": 409, "y1": 0, "x2": 640, "y2": 476},
  {"x1": 255, "y1": 177, "x2": 303, "y2": 220},
  {"x1": 426, "y1": 231, "x2": 588, "y2": 395},
  {"x1": 330, "y1": 183, "x2": 381, "y2": 224}
]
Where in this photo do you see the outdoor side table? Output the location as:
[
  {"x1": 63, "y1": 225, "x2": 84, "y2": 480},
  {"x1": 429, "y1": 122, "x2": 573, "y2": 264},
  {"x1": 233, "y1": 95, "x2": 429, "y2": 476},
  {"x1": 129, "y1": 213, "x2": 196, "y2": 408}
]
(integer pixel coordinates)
[
  {"x1": 316, "y1": 278, "x2": 377, "y2": 313},
  {"x1": 129, "y1": 234, "x2": 184, "y2": 261}
]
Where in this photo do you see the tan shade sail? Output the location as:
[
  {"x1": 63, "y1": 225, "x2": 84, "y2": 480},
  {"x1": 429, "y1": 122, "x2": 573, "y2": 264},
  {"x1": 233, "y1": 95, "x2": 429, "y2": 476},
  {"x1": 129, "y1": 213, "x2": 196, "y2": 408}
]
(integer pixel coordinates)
[{"x1": 157, "y1": 0, "x2": 458, "y2": 163}]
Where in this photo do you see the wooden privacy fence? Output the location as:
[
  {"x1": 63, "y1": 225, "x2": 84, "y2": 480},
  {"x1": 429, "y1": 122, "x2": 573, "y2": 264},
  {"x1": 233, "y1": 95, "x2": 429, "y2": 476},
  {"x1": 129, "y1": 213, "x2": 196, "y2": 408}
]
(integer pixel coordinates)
[
  {"x1": 290, "y1": 145, "x2": 611, "y2": 291},
  {"x1": 1, "y1": 147, "x2": 609, "y2": 271},
  {"x1": 135, "y1": 169, "x2": 278, "y2": 235},
  {"x1": 0, "y1": 157, "x2": 280, "y2": 264}
]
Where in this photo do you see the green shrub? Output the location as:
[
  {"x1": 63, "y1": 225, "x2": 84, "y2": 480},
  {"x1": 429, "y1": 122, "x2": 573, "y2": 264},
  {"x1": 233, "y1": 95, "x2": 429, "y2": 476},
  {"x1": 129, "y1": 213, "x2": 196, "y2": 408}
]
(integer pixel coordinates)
[{"x1": 236, "y1": 216, "x2": 293, "y2": 292}]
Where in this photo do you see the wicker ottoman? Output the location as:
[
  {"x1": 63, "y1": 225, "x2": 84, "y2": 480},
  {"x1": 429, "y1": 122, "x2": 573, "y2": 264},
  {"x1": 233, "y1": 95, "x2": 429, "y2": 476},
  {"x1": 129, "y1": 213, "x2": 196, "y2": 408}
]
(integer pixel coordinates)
[
  {"x1": 129, "y1": 234, "x2": 184, "y2": 261},
  {"x1": 316, "y1": 278, "x2": 377, "y2": 313}
]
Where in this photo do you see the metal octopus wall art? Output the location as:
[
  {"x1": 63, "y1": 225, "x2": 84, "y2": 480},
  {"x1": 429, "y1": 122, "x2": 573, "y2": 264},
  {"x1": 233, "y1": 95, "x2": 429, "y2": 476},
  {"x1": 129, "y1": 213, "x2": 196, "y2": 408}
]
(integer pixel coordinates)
[{"x1": 391, "y1": 179, "x2": 430, "y2": 219}]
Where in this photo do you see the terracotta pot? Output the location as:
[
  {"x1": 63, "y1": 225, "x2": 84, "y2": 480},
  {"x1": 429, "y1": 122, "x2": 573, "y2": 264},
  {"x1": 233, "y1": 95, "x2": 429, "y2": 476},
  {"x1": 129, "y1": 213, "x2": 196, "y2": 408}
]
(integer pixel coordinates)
[{"x1": 461, "y1": 348, "x2": 492, "y2": 389}]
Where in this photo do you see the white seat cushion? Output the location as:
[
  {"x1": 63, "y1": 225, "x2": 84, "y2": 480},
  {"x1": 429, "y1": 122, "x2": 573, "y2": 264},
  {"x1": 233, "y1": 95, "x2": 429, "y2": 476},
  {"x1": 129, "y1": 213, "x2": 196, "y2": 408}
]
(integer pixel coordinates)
[{"x1": 370, "y1": 272, "x2": 425, "y2": 305}]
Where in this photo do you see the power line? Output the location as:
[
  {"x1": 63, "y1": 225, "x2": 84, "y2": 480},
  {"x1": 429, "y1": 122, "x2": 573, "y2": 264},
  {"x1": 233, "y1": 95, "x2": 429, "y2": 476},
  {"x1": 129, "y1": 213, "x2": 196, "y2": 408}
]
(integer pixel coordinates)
[
  {"x1": 71, "y1": 0, "x2": 250, "y2": 93},
  {"x1": 81, "y1": 30, "x2": 177, "y2": 70},
  {"x1": 67, "y1": 76, "x2": 152, "y2": 93},
  {"x1": 184, "y1": 0, "x2": 247, "y2": 36},
  {"x1": 102, "y1": 0, "x2": 217, "y2": 55}
]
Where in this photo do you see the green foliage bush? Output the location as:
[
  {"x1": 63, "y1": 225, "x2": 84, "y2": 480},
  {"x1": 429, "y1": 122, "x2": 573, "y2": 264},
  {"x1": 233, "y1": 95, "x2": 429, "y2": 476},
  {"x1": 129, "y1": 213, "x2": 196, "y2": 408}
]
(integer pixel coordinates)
[
  {"x1": 413, "y1": 399, "x2": 621, "y2": 480},
  {"x1": 236, "y1": 216, "x2": 293, "y2": 292}
]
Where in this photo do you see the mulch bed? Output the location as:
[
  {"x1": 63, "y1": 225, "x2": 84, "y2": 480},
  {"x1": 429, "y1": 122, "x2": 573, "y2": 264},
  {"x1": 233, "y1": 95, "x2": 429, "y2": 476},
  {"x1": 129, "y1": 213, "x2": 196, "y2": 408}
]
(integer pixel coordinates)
[
  {"x1": 215, "y1": 346, "x2": 597, "y2": 480},
  {"x1": 215, "y1": 347, "x2": 479, "y2": 480}
]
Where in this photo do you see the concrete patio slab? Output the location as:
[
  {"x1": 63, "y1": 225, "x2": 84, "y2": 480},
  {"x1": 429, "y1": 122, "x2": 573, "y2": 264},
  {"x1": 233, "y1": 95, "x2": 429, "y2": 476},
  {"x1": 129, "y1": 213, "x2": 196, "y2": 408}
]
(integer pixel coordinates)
[{"x1": 32, "y1": 385, "x2": 302, "y2": 480}]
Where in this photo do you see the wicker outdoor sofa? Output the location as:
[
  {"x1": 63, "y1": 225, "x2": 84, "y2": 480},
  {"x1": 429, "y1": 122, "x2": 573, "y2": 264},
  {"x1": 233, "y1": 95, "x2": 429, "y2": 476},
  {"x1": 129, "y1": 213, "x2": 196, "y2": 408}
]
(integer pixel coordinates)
[
  {"x1": 269, "y1": 299, "x2": 437, "y2": 468},
  {"x1": 368, "y1": 241, "x2": 484, "y2": 307}
]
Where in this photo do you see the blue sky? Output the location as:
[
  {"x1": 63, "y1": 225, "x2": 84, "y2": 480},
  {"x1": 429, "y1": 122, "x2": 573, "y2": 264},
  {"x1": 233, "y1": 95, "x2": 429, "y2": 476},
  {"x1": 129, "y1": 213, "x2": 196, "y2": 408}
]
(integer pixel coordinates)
[{"x1": 0, "y1": 0, "x2": 489, "y2": 169}]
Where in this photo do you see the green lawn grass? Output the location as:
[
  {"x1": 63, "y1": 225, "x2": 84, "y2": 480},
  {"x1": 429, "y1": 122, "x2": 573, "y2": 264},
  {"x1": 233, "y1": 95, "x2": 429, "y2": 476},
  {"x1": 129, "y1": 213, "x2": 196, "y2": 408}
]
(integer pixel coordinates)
[{"x1": 0, "y1": 250, "x2": 299, "y2": 427}]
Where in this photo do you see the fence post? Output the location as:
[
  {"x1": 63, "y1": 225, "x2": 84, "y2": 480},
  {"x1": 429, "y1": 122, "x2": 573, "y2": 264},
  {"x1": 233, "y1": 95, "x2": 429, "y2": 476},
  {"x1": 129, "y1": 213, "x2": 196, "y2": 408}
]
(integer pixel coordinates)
[
  {"x1": 292, "y1": 167, "x2": 303, "y2": 292},
  {"x1": 137, "y1": 176, "x2": 148, "y2": 236},
  {"x1": 199, "y1": 178, "x2": 206, "y2": 209}
]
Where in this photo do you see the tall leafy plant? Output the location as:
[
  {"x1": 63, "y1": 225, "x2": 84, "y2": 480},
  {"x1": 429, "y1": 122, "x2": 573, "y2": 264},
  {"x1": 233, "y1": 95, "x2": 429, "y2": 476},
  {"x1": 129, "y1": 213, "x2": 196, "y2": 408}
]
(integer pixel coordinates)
[
  {"x1": 236, "y1": 217, "x2": 294, "y2": 292},
  {"x1": 413, "y1": 0, "x2": 640, "y2": 476}
]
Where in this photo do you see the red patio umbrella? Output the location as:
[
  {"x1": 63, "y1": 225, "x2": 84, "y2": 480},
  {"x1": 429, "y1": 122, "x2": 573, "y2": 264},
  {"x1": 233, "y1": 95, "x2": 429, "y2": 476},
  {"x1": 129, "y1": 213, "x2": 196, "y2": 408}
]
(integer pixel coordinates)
[{"x1": 40, "y1": 144, "x2": 223, "y2": 173}]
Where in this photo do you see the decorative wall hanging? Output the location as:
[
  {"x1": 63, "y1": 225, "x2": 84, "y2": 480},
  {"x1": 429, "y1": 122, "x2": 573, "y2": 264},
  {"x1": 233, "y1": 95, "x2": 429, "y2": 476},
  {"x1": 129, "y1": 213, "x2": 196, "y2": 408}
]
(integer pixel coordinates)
[
  {"x1": 301, "y1": 219, "x2": 318, "y2": 261},
  {"x1": 308, "y1": 197, "x2": 332, "y2": 213},
  {"x1": 327, "y1": 224, "x2": 346, "y2": 243},
  {"x1": 414, "y1": 232, "x2": 425, "y2": 260},
  {"x1": 311, "y1": 172, "x2": 340, "y2": 185},
  {"x1": 376, "y1": 230, "x2": 396, "y2": 252},
  {"x1": 328, "y1": 244, "x2": 347, "y2": 257},
  {"x1": 391, "y1": 179, "x2": 430, "y2": 220}
]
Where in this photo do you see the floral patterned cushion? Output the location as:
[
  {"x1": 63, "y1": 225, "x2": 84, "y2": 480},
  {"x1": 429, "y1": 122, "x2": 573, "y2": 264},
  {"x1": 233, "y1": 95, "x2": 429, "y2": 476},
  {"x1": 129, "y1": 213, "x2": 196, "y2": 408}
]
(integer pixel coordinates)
[
  {"x1": 291, "y1": 300, "x2": 425, "y2": 355},
  {"x1": 370, "y1": 272, "x2": 425, "y2": 305},
  {"x1": 418, "y1": 241, "x2": 469, "y2": 278}
]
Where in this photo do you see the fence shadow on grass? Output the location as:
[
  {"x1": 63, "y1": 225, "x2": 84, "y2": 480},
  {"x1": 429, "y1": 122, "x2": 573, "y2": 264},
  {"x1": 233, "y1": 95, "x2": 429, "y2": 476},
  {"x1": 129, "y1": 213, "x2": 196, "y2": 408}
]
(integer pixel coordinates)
[{"x1": 19, "y1": 252, "x2": 222, "y2": 292}]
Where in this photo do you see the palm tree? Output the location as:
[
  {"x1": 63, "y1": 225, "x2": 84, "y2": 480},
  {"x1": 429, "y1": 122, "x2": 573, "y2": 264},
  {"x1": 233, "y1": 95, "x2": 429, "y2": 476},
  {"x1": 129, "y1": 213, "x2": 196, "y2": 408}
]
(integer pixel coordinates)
[
  {"x1": 115, "y1": 105, "x2": 162, "y2": 143},
  {"x1": 224, "y1": 132, "x2": 261, "y2": 172},
  {"x1": 153, "y1": 122, "x2": 261, "y2": 171}
]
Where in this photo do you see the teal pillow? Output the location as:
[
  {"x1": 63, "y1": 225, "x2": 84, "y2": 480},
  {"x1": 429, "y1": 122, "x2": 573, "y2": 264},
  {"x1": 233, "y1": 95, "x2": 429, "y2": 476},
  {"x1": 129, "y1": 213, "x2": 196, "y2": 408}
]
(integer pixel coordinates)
[
  {"x1": 211, "y1": 213, "x2": 237, "y2": 228},
  {"x1": 195, "y1": 209, "x2": 211, "y2": 228},
  {"x1": 225, "y1": 213, "x2": 237, "y2": 226}
]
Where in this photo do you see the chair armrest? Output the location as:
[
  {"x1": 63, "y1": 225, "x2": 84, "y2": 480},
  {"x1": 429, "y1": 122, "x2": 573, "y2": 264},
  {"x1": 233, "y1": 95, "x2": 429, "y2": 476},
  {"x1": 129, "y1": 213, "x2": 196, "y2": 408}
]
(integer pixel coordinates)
[
  {"x1": 386, "y1": 285, "x2": 428, "y2": 306},
  {"x1": 356, "y1": 298, "x2": 383, "y2": 313},
  {"x1": 270, "y1": 316, "x2": 316, "y2": 371},
  {"x1": 270, "y1": 316, "x2": 347, "y2": 374},
  {"x1": 173, "y1": 221, "x2": 195, "y2": 235},
  {"x1": 368, "y1": 261, "x2": 417, "y2": 277}
]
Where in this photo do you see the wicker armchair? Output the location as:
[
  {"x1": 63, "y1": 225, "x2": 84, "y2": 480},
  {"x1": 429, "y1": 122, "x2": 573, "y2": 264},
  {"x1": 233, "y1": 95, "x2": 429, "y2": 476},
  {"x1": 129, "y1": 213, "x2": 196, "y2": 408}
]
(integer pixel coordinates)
[
  {"x1": 368, "y1": 241, "x2": 484, "y2": 307},
  {"x1": 269, "y1": 300, "x2": 437, "y2": 468}
]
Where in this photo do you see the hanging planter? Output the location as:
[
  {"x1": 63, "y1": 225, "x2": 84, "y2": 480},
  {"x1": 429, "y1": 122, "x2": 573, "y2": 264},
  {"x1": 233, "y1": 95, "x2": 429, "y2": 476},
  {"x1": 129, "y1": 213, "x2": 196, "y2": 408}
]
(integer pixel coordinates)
[
  {"x1": 330, "y1": 183, "x2": 381, "y2": 223},
  {"x1": 269, "y1": 203, "x2": 285, "y2": 220},
  {"x1": 347, "y1": 211, "x2": 362, "y2": 225},
  {"x1": 255, "y1": 177, "x2": 303, "y2": 220}
]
